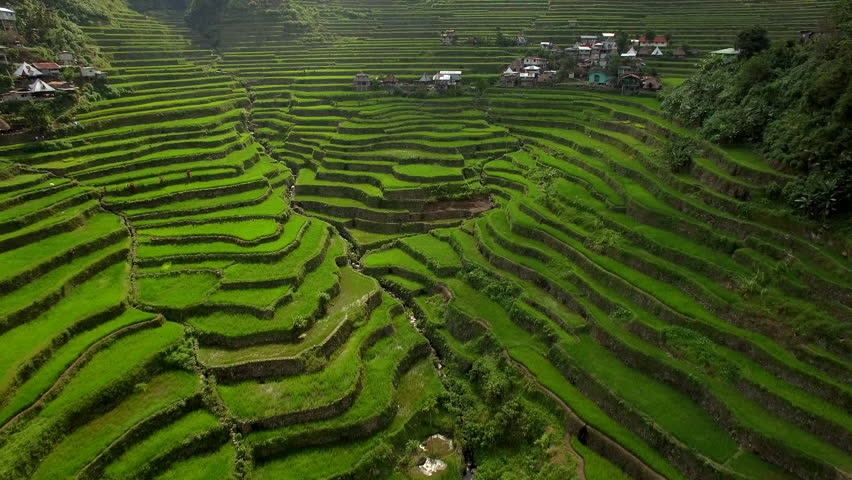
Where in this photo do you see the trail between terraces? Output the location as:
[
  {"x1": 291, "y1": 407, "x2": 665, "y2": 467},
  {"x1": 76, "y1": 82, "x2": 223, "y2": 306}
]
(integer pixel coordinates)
[{"x1": 509, "y1": 356, "x2": 667, "y2": 480}]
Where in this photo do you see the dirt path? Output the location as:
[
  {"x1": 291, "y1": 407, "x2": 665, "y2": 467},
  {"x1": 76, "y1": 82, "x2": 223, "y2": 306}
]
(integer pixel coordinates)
[{"x1": 507, "y1": 353, "x2": 667, "y2": 480}]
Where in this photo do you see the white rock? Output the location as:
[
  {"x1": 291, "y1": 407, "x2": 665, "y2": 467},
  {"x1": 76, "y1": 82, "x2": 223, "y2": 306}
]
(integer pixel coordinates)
[{"x1": 418, "y1": 458, "x2": 447, "y2": 477}]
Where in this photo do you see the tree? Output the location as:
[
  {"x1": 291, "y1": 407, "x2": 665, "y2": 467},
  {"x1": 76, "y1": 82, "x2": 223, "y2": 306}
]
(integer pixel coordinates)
[
  {"x1": 644, "y1": 30, "x2": 656, "y2": 41},
  {"x1": 473, "y1": 76, "x2": 489, "y2": 96},
  {"x1": 616, "y1": 31, "x2": 630, "y2": 53},
  {"x1": 0, "y1": 74, "x2": 12, "y2": 92},
  {"x1": 735, "y1": 26, "x2": 770, "y2": 58},
  {"x1": 20, "y1": 101, "x2": 54, "y2": 135}
]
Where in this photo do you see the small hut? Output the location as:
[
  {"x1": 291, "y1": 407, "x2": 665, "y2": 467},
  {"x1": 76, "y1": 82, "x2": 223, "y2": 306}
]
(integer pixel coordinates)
[
  {"x1": 500, "y1": 67, "x2": 518, "y2": 87},
  {"x1": 642, "y1": 75, "x2": 663, "y2": 91},
  {"x1": 383, "y1": 74, "x2": 399, "y2": 87},
  {"x1": 352, "y1": 73, "x2": 371, "y2": 91},
  {"x1": 619, "y1": 73, "x2": 642, "y2": 95}
]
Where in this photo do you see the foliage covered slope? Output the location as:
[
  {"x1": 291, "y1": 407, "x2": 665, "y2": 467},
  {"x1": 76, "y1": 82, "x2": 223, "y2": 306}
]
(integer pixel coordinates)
[
  {"x1": 662, "y1": 0, "x2": 852, "y2": 219},
  {"x1": 0, "y1": 0, "x2": 850, "y2": 479}
]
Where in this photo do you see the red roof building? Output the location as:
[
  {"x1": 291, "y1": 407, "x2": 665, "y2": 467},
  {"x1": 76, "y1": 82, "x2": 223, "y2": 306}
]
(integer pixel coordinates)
[
  {"x1": 32, "y1": 62, "x2": 61, "y2": 71},
  {"x1": 638, "y1": 35, "x2": 668, "y2": 47}
]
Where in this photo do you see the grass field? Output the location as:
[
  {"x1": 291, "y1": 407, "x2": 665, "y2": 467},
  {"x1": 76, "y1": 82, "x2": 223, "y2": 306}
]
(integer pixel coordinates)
[{"x1": 0, "y1": 0, "x2": 848, "y2": 479}]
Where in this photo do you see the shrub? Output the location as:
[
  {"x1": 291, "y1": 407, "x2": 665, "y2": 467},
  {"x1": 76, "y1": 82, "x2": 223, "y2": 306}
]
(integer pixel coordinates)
[
  {"x1": 659, "y1": 136, "x2": 697, "y2": 173},
  {"x1": 585, "y1": 228, "x2": 622, "y2": 252},
  {"x1": 735, "y1": 270, "x2": 767, "y2": 298},
  {"x1": 782, "y1": 170, "x2": 851, "y2": 220},
  {"x1": 163, "y1": 339, "x2": 196, "y2": 371},
  {"x1": 609, "y1": 306, "x2": 633, "y2": 321},
  {"x1": 663, "y1": 326, "x2": 741, "y2": 381}
]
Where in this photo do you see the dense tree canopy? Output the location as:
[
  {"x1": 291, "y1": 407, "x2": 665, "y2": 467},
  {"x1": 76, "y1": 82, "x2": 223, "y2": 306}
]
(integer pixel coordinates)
[{"x1": 662, "y1": 0, "x2": 852, "y2": 219}]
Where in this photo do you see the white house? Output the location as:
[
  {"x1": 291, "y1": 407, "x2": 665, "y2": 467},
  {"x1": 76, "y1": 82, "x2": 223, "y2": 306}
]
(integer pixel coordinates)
[
  {"x1": 13, "y1": 62, "x2": 42, "y2": 78},
  {"x1": 578, "y1": 35, "x2": 598, "y2": 46},
  {"x1": 58, "y1": 51, "x2": 74, "y2": 66},
  {"x1": 433, "y1": 70, "x2": 462, "y2": 87},
  {"x1": 601, "y1": 32, "x2": 617, "y2": 50},
  {"x1": 621, "y1": 47, "x2": 637, "y2": 58},
  {"x1": 80, "y1": 66, "x2": 107, "y2": 80},
  {"x1": 0, "y1": 7, "x2": 15, "y2": 23},
  {"x1": 522, "y1": 56, "x2": 547, "y2": 67},
  {"x1": 651, "y1": 46, "x2": 663, "y2": 56}
]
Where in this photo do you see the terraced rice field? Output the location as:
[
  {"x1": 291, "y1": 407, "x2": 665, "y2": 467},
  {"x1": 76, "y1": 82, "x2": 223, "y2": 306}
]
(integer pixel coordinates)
[{"x1": 0, "y1": 0, "x2": 849, "y2": 479}]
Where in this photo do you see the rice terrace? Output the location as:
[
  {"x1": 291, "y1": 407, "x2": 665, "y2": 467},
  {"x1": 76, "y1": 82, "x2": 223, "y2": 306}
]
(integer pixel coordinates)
[{"x1": 0, "y1": 0, "x2": 850, "y2": 478}]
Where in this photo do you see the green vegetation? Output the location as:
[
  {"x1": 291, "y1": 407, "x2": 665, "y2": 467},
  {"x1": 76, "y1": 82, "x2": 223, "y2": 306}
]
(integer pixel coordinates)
[
  {"x1": 663, "y1": 0, "x2": 852, "y2": 219},
  {"x1": 0, "y1": 0, "x2": 849, "y2": 479}
]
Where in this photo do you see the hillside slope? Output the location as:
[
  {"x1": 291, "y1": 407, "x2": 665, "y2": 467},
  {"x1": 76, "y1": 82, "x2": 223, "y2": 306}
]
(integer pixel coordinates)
[{"x1": 0, "y1": 1, "x2": 849, "y2": 479}]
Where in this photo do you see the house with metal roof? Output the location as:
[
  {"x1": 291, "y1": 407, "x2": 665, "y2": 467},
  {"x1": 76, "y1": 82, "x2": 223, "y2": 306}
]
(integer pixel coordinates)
[
  {"x1": 0, "y1": 6, "x2": 15, "y2": 23},
  {"x1": 621, "y1": 46, "x2": 637, "y2": 58},
  {"x1": 13, "y1": 62, "x2": 42, "y2": 78},
  {"x1": 638, "y1": 35, "x2": 668, "y2": 47}
]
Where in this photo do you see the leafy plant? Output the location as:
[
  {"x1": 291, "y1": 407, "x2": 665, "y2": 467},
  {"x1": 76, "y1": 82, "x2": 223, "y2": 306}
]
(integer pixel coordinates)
[
  {"x1": 585, "y1": 228, "x2": 622, "y2": 252},
  {"x1": 659, "y1": 136, "x2": 697, "y2": 173}
]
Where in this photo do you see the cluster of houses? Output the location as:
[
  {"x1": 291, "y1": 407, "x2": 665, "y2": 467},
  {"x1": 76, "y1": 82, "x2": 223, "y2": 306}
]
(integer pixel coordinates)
[
  {"x1": 353, "y1": 70, "x2": 463, "y2": 91},
  {"x1": 500, "y1": 32, "x2": 686, "y2": 92},
  {"x1": 499, "y1": 56, "x2": 558, "y2": 87},
  {"x1": 0, "y1": 6, "x2": 107, "y2": 103},
  {"x1": 2, "y1": 56, "x2": 106, "y2": 102}
]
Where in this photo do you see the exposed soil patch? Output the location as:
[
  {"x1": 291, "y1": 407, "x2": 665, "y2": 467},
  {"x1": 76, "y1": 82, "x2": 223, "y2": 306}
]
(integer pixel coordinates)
[{"x1": 424, "y1": 194, "x2": 493, "y2": 215}]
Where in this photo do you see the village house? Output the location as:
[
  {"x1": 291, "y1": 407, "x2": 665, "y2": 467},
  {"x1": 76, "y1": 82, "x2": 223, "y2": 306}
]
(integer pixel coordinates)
[
  {"x1": 80, "y1": 66, "x2": 107, "y2": 80},
  {"x1": 500, "y1": 67, "x2": 518, "y2": 87},
  {"x1": 432, "y1": 70, "x2": 462, "y2": 88},
  {"x1": 523, "y1": 56, "x2": 547, "y2": 68},
  {"x1": 673, "y1": 47, "x2": 687, "y2": 58},
  {"x1": 588, "y1": 69, "x2": 612, "y2": 86},
  {"x1": 638, "y1": 35, "x2": 668, "y2": 48},
  {"x1": 499, "y1": 58, "x2": 555, "y2": 88},
  {"x1": 417, "y1": 73, "x2": 432, "y2": 86},
  {"x1": 642, "y1": 75, "x2": 662, "y2": 91},
  {"x1": 519, "y1": 72, "x2": 538, "y2": 87},
  {"x1": 2, "y1": 78, "x2": 57, "y2": 102},
  {"x1": 32, "y1": 62, "x2": 61, "y2": 78},
  {"x1": 58, "y1": 51, "x2": 74, "y2": 66},
  {"x1": 441, "y1": 29, "x2": 456, "y2": 46},
  {"x1": 13, "y1": 62, "x2": 42, "y2": 83},
  {"x1": 0, "y1": 6, "x2": 15, "y2": 32},
  {"x1": 619, "y1": 73, "x2": 642, "y2": 94},
  {"x1": 711, "y1": 47, "x2": 740, "y2": 61},
  {"x1": 382, "y1": 74, "x2": 398, "y2": 88},
  {"x1": 601, "y1": 32, "x2": 617, "y2": 50},
  {"x1": 617, "y1": 63, "x2": 637, "y2": 77},
  {"x1": 352, "y1": 73, "x2": 371, "y2": 91},
  {"x1": 578, "y1": 35, "x2": 598, "y2": 46},
  {"x1": 621, "y1": 46, "x2": 637, "y2": 58}
]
